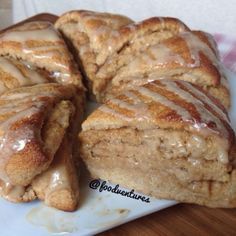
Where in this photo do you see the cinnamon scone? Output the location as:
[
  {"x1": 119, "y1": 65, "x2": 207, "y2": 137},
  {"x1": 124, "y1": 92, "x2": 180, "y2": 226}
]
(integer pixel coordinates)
[
  {"x1": 55, "y1": 10, "x2": 189, "y2": 101},
  {"x1": 0, "y1": 83, "x2": 83, "y2": 211},
  {"x1": 32, "y1": 136, "x2": 79, "y2": 211},
  {"x1": 79, "y1": 79, "x2": 236, "y2": 208},
  {"x1": 56, "y1": 11, "x2": 229, "y2": 109},
  {"x1": 0, "y1": 83, "x2": 76, "y2": 186},
  {"x1": 0, "y1": 57, "x2": 83, "y2": 210},
  {"x1": 0, "y1": 21, "x2": 84, "y2": 89},
  {"x1": 105, "y1": 31, "x2": 230, "y2": 108},
  {"x1": 0, "y1": 19, "x2": 86, "y2": 211}
]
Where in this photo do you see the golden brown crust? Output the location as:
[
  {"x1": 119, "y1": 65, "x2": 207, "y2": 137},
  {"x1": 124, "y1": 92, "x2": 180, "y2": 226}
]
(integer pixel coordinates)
[
  {"x1": 0, "y1": 18, "x2": 84, "y2": 211},
  {"x1": 0, "y1": 180, "x2": 36, "y2": 203},
  {"x1": 100, "y1": 31, "x2": 229, "y2": 108},
  {"x1": 55, "y1": 10, "x2": 188, "y2": 65},
  {"x1": 55, "y1": 10, "x2": 189, "y2": 102},
  {"x1": 0, "y1": 57, "x2": 51, "y2": 94},
  {"x1": 79, "y1": 80, "x2": 236, "y2": 207},
  {"x1": 32, "y1": 137, "x2": 79, "y2": 211},
  {"x1": 0, "y1": 84, "x2": 83, "y2": 209},
  {"x1": 55, "y1": 10, "x2": 133, "y2": 29},
  {"x1": 55, "y1": 10, "x2": 133, "y2": 99},
  {"x1": 0, "y1": 10, "x2": 233, "y2": 210},
  {"x1": 82, "y1": 79, "x2": 233, "y2": 145},
  {"x1": 0, "y1": 21, "x2": 84, "y2": 90},
  {"x1": 0, "y1": 83, "x2": 76, "y2": 186},
  {"x1": 56, "y1": 10, "x2": 229, "y2": 110}
]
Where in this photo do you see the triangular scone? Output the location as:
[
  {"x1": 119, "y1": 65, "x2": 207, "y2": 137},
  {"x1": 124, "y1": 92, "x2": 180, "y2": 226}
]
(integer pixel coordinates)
[
  {"x1": 0, "y1": 83, "x2": 76, "y2": 186},
  {"x1": 0, "y1": 21, "x2": 84, "y2": 211},
  {"x1": 0, "y1": 83, "x2": 82, "y2": 211},
  {"x1": 0, "y1": 83, "x2": 84, "y2": 211},
  {"x1": 79, "y1": 79, "x2": 236, "y2": 208},
  {"x1": 0, "y1": 21, "x2": 84, "y2": 89},
  {"x1": 32, "y1": 136, "x2": 79, "y2": 212},
  {"x1": 107, "y1": 31, "x2": 230, "y2": 109},
  {"x1": 55, "y1": 10, "x2": 189, "y2": 101}
]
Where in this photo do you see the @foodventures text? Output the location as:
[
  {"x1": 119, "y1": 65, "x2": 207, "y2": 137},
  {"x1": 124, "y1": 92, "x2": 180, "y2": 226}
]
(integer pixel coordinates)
[{"x1": 89, "y1": 179, "x2": 150, "y2": 203}]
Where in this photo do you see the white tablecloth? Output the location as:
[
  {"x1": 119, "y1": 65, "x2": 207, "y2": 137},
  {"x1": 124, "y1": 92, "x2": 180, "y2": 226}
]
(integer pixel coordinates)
[{"x1": 13, "y1": 0, "x2": 236, "y2": 36}]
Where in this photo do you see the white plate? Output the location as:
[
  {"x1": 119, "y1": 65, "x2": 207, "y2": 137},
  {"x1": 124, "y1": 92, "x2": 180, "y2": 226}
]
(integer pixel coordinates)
[{"x1": 0, "y1": 69, "x2": 235, "y2": 236}]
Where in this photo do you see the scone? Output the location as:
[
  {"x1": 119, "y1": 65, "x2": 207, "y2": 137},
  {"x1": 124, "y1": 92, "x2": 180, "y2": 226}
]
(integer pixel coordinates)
[
  {"x1": 0, "y1": 20, "x2": 85, "y2": 211},
  {"x1": 0, "y1": 83, "x2": 76, "y2": 186},
  {"x1": 55, "y1": 10, "x2": 189, "y2": 101},
  {"x1": 32, "y1": 136, "x2": 79, "y2": 211},
  {"x1": 106, "y1": 31, "x2": 230, "y2": 109},
  {"x1": 0, "y1": 83, "x2": 82, "y2": 211},
  {"x1": 0, "y1": 21, "x2": 84, "y2": 89},
  {"x1": 79, "y1": 79, "x2": 236, "y2": 208}
]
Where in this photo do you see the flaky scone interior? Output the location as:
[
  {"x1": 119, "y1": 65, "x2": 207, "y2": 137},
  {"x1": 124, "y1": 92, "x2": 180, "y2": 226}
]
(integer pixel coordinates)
[{"x1": 79, "y1": 79, "x2": 236, "y2": 208}]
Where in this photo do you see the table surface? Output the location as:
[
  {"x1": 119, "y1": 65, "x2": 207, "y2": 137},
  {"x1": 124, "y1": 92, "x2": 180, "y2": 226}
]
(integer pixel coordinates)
[
  {"x1": 99, "y1": 204, "x2": 236, "y2": 236},
  {"x1": 1, "y1": 12, "x2": 236, "y2": 236}
]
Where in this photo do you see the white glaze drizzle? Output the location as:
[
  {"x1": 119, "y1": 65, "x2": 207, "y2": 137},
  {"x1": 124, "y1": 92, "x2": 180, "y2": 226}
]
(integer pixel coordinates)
[
  {"x1": 0, "y1": 180, "x2": 26, "y2": 201},
  {"x1": 47, "y1": 168, "x2": 68, "y2": 196},
  {"x1": 159, "y1": 80, "x2": 229, "y2": 122},
  {"x1": 1, "y1": 90, "x2": 57, "y2": 101},
  {"x1": 1, "y1": 28, "x2": 60, "y2": 42},
  {"x1": 0, "y1": 87, "x2": 58, "y2": 182},
  {"x1": 101, "y1": 79, "x2": 230, "y2": 139},
  {"x1": 153, "y1": 80, "x2": 229, "y2": 140},
  {"x1": 0, "y1": 57, "x2": 48, "y2": 90},
  {"x1": 183, "y1": 81, "x2": 230, "y2": 122},
  {"x1": 43, "y1": 137, "x2": 77, "y2": 199},
  {"x1": 136, "y1": 85, "x2": 191, "y2": 120},
  {"x1": 100, "y1": 89, "x2": 153, "y2": 121},
  {"x1": 110, "y1": 97, "x2": 150, "y2": 121},
  {"x1": 0, "y1": 22, "x2": 72, "y2": 77},
  {"x1": 144, "y1": 44, "x2": 184, "y2": 68},
  {"x1": 99, "y1": 105, "x2": 133, "y2": 121},
  {"x1": 113, "y1": 31, "x2": 228, "y2": 92},
  {"x1": 103, "y1": 80, "x2": 230, "y2": 163},
  {"x1": 0, "y1": 107, "x2": 40, "y2": 182},
  {"x1": 204, "y1": 32, "x2": 220, "y2": 58},
  {"x1": 114, "y1": 44, "x2": 185, "y2": 82},
  {"x1": 0, "y1": 57, "x2": 26, "y2": 82},
  {"x1": 101, "y1": 83, "x2": 191, "y2": 122},
  {"x1": 148, "y1": 44, "x2": 185, "y2": 66},
  {"x1": 180, "y1": 32, "x2": 228, "y2": 87},
  {"x1": 36, "y1": 156, "x2": 71, "y2": 200},
  {"x1": 124, "y1": 91, "x2": 143, "y2": 103},
  {"x1": 79, "y1": 11, "x2": 123, "y2": 52}
]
